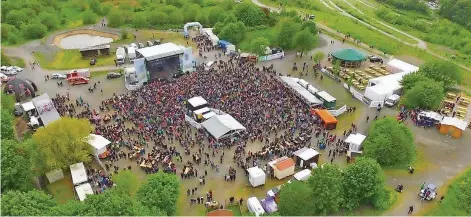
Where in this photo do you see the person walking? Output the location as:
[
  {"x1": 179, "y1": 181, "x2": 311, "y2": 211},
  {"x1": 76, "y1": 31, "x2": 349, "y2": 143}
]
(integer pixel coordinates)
[
  {"x1": 366, "y1": 116, "x2": 370, "y2": 122},
  {"x1": 408, "y1": 205, "x2": 413, "y2": 214},
  {"x1": 438, "y1": 196, "x2": 444, "y2": 203}
]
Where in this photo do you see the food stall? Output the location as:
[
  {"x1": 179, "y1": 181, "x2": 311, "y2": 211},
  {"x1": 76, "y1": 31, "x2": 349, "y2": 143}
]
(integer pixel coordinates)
[
  {"x1": 247, "y1": 166, "x2": 266, "y2": 187},
  {"x1": 293, "y1": 169, "x2": 312, "y2": 181},
  {"x1": 293, "y1": 147, "x2": 320, "y2": 169},
  {"x1": 311, "y1": 109, "x2": 338, "y2": 130},
  {"x1": 268, "y1": 157, "x2": 295, "y2": 180},
  {"x1": 87, "y1": 134, "x2": 112, "y2": 159}
]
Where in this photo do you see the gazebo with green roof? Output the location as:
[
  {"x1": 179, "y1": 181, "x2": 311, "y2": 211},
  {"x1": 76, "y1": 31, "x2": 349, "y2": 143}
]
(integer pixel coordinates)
[{"x1": 331, "y1": 48, "x2": 367, "y2": 68}]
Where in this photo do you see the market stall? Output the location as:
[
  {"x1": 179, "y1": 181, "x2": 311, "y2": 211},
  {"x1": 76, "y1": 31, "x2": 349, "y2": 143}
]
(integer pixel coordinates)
[
  {"x1": 417, "y1": 111, "x2": 443, "y2": 127},
  {"x1": 293, "y1": 169, "x2": 312, "y2": 181},
  {"x1": 345, "y1": 133, "x2": 367, "y2": 152},
  {"x1": 260, "y1": 196, "x2": 278, "y2": 213},
  {"x1": 268, "y1": 157, "x2": 295, "y2": 180},
  {"x1": 70, "y1": 162, "x2": 88, "y2": 186},
  {"x1": 247, "y1": 166, "x2": 266, "y2": 187},
  {"x1": 293, "y1": 147, "x2": 320, "y2": 168},
  {"x1": 311, "y1": 109, "x2": 338, "y2": 130},
  {"x1": 438, "y1": 117, "x2": 468, "y2": 138},
  {"x1": 315, "y1": 91, "x2": 337, "y2": 109},
  {"x1": 75, "y1": 182, "x2": 94, "y2": 201},
  {"x1": 87, "y1": 134, "x2": 111, "y2": 158}
]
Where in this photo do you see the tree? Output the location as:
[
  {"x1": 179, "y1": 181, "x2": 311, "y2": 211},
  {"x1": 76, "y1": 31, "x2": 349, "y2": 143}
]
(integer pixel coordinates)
[
  {"x1": 5, "y1": 10, "x2": 29, "y2": 27},
  {"x1": 218, "y1": 22, "x2": 246, "y2": 44},
  {"x1": 332, "y1": 60, "x2": 341, "y2": 76},
  {"x1": 183, "y1": 4, "x2": 199, "y2": 23},
  {"x1": 107, "y1": 9, "x2": 124, "y2": 27},
  {"x1": 113, "y1": 170, "x2": 140, "y2": 197},
  {"x1": 38, "y1": 13, "x2": 59, "y2": 31},
  {"x1": 312, "y1": 51, "x2": 325, "y2": 64},
  {"x1": 1, "y1": 139, "x2": 34, "y2": 193},
  {"x1": 133, "y1": 12, "x2": 148, "y2": 28},
  {"x1": 23, "y1": 22, "x2": 48, "y2": 39},
  {"x1": 137, "y1": 172, "x2": 180, "y2": 215},
  {"x1": 343, "y1": 157, "x2": 387, "y2": 210},
  {"x1": 307, "y1": 164, "x2": 344, "y2": 215},
  {"x1": 277, "y1": 20, "x2": 301, "y2": 50},
  {"x1": 294, "y1": 29, "x2": 317, "y2": 57},
  {"x1": 250, "y1": 37, "x2": 270, "y2": 56},
  {"x1": 362, "y1": 117, "x2": 416, "y2": 167},
  {"x1": 278, "y1": 181, "x2": 315, "y2": 216},
  {"x1": 418, "y1": 60, "x2": 462, "y2": 90},
  {"x1": 233, "y1": 3, "x2": 266, "y2": 27},
  {"x1": 1, "y1": 109, "x2": 15, "y2": 140},
  {"x1": 402, "y1": 79, "x2": 445, "y2": 110},
  {"x1": 88, "y1": 0, "x2": 102, "y2": 15},
  {"x1": 208, "y1": 7, "x2": 224, "y2": 26},
  {"x1": 195, "y1": 13, "x2": 209, "y2": 27},
  {"x1": 82, "y1": 10, "x2": 97, "y2": 25},
  {"x1": 148, "y1": 12, "x2": 168, "y2": 26},
  {"x1": 2, "y1": 190, "x2": 57, "y2": 216},
  {"x1": 33, "y1": 118, "x2": 93, "y2": 170},
  {"x1": 301, "y1": 21, "x2": 317, "y2": 34},
  {"x1": 168, "y1": 11, "x2": 184, "y2": 25},
  {"x1": 121, "y1": 28, "x2": 129, "y2": 40},
  {"x1": 400, "y1": 72, "x2": 429, "y2": 92}
]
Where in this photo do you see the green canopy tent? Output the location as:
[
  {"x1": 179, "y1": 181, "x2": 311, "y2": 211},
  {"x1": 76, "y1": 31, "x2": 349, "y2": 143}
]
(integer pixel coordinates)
[{"x1": 331, "y1": 48, "x2": 367, "y2": 68}]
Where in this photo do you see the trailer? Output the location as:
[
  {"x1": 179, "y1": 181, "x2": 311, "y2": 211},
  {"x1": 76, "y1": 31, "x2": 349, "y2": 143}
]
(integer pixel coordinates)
[
  {"x1": 67, "y1": 68, "x2": 90, "y2": 78},
  {"x1": 127, "y1": 47, "x2": 136, "y2": 63},
  {"x1": 116, "y1": 47, "x2": 126, "y2": 64}
]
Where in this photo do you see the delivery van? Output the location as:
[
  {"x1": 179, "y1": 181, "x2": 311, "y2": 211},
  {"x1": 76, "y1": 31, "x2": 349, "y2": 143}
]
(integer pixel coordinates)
[
  {"x1": 385, "y1": 94, "x2": 400, "y2": 107},
  {"x1": 204, "y1": 61, "x2": 215, "y2": 71}
]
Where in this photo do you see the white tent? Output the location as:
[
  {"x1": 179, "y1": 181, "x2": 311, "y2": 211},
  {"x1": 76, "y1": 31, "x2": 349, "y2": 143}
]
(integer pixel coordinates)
[
  {"x1": 201, "y1": 114, "x2": 246, "y2": 140},
  {"x1": 193, "y1": 107, "x2": 210, "y2": 115},
  {"x1": 31, "y1": 93, "x2": 61, "y2": 126},
  {"x1": 188, "y1": 96, "x2": 208, "y2": 108},
  {"x1": 247, "y1": 197, "x2": 266, "y2": 216},
  {"x1": 202, "y1": 111, "x2": 216, "y2": 120},
  {"x1": 441, "y1": 117, "x2": 468, "y2": 130},
  {"x1": 386, "y1": 59, "x2": 419, "y2": 74},
  {"x1": 293, "y1": 147, "x2": 320, "y2": 168},
  {"x1": 75, "y1": 183, "x2": 94, "y2": 201},
  {"x1": 364, "y1": 84, "x2": 393, "y2": 102},
  {"x1": 345, "y1": 133, "x2": 367, "y2": 152},
  {"x1": 136, "y1": 43, "x2": 184, "y2": 61},
  {"x1": 87, "y1": 134, "x2": 111, "y2": 156},
  {"x1": 293, "y1": 169, "x2": 312, "y2": 181},
  {"x1": 21, "y1": 102, "x2": 35, "y2": 112},
  {"x1": 70, "y1": 162, "x2": 88, "y2": 185},
  {"x1": 280, "y1": 76, "x2": 322, "y2": 106},
  {"x1": 316, "y1": 91, "x2": 336, "y2": 102},
  {"x1": 247, "y1": 167, "x2": 266, "y2": 187}
]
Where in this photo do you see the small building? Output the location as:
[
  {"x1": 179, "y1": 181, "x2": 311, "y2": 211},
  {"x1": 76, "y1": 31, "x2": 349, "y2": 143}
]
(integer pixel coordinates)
[
  {"x1": 439, "y1": 117, "x2": 468, "y2": 138},
  {"x1": 331, "y1": 48, "x2": 367, "y2": 68},
  {"x1": 75, "y1": 183, "x2": 94, "y2": 201},
  {"x1": 79, "y1": 44, "x2": 111, "y2": 58},
  {"x1": 268, "y1": 157, "x2": 295, "y2": 180},
  {"x1": 311, "y1": 109, "x2": 338, "y2": 130},
  {"x1": 70, "y1": 162, "x2": 88, "y2": 186},
  {"x1": 247, "y1": 167, "x2": 266, "y2": 187},
  {"x1": 315, "y1": 91, "x2": 337, "y2": 109},
  {"x1": 293, "y1": 147, "x2": 320, "y2": 169},
  {"x1": 345, "y1": 133, "x2": 367, "y2": 152}
]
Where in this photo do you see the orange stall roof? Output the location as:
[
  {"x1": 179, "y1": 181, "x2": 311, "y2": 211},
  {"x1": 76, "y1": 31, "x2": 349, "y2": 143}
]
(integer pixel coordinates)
[{"x1": 312, "y1": 109, "x2": 338, "y2": 124}]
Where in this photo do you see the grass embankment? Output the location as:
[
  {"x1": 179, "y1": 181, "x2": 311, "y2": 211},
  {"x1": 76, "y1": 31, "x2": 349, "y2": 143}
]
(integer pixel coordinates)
[
  {"x1": 35, "y1": 50, "x2": 115, "y2": 70},
  {"x1": 423, "y1": 167, "x2": 471, "y2": 216}
]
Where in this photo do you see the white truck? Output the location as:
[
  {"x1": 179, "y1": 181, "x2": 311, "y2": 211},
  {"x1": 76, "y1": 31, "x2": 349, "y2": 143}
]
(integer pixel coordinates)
[
  {"x1": 127, "y1": 47, "x2": 136, "y2": 63},
  {"x1": 116, "y1": 47, "x2": 126, "y2": 65}
]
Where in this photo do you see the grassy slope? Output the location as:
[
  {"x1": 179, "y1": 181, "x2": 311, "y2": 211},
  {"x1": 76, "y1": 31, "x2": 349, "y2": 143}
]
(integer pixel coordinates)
[{"x1": 34, "y1": 50, "x2": 115, "y2": 70}]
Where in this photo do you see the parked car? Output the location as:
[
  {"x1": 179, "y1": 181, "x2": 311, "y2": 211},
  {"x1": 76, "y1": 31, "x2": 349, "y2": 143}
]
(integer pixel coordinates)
[
  {"x1": 154, "y1": 40, "x2": 161, "y2": 45},
  {"x1": 90, "y1": 58, "x2": 97, "y2": 66},
  {"x1": 138, "y1": 43, "x2": 145, "y2": 48},
  {"x1": 14, "y1": 103, "x2": 23, "y2": 116},
  {"x1": 146, "y1": 41, "x2": 154, "y2": 46},
  {"x1": 52, "y1": 73, "x2": 67, "y2": 79},
  {"x1": 107, "y1": 72, "x2": 122, "y2": 79},
  {"x1": 12, "y1": 66, "x2": 23, "y2": 72},
  {"x1": 130, "y1": 43, "x2": 138, "y2": 49},
  {"x1": 0, "y1": 73, "x2": 9, "y2": 82},
  {"x1": 309, "y1": 14, "x2": 315, "y2": 19},
  {"x1": 369, "y1": 55, "x2": 383, "y2": 63},
  {"x1": 1, "y1": 66, "x2": 17, "y2": 75}
]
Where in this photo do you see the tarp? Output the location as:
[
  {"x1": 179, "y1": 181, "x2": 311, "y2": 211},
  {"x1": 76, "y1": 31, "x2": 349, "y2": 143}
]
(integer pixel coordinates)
[
  {"x1": 193, "y1": 107, "x2": 210, "y2": 115},
  {"x1": 260, "y1": 196, "x2": 278, "y2": 213},
  {"x1": 247, "y1": 167, "x2": 266, "y2": 187},
  {"x1": 22, "y1": 101, "x2": 35, "y2": 112},
  {"x1": 31, "y1": 93, "x2": 61, "y2": 126},
  {"x1": 136, "y1": 43, "x2": 184, "y2": 61},
  {"x1": 418, "y1": 111, "x2": 443, "y2": 122},
  {"x1": 70, "y1": 162, "x2": 87, "y2": 185},
  {"x1": 331, "y1": 48, "x2": 366, "y2": 61},
  {"x1": 218, "y1": 40, "x2": 232, "y2": 48},
  {"x1": 441, "y1": 117, "x2": 468, "y2": 130},
  {"x1": 201, "y1": 114, "x2": 246, "y2": 140},
  {"x1": 75, "y1": 183, "x2": 94, "y2": 201},
  {"x1": 293, "y1": 147, "x2": 319, "y2": 161},
  {"x1": 188, "y1": 96, "x2": 208, "y2": 108},
  {"x1": 202, "y1": 111, "x2": 217, "y2": 120},
  {"x1": 313, "y1": 109, "x2": 338, "y2": 124},
  {"x1": 293, "y1": 169, "x2": 312, "y2": 181},
  {"x1": 87, "y1": 134, "x2": 111, "y2": 156}
]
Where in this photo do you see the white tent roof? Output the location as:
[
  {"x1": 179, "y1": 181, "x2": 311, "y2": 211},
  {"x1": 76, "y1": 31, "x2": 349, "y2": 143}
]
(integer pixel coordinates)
[
  {"x1": 386, "y1": 59, "x2": 419, "y2": 74},
  {"x1": 280, "y1": 76, "x2": 322, "y2": 106},
  {"x1": 75, "y1": 183, "x2": 94, "y2": 201},
  {"x1": 441, "y1": 117, "x2": 468, "y2": 130},
  {"x1": 247, "y1": 166, "x2": 265, "y2": 178},
  {"x1": 70, "y1": 162, "x2": 87, "y2": 185},
  {"x1": 316, "y1": 91, "x2": 336, "y2": 102},
  {"x1": 293, "y1": 147, "x2": 319, "y2": 161},
  {"x1": 293, "y1": 169, "x2": 312, "y2": 181},
  {"x1": 193, "y1": 107, "x2": 210, "y2": 115},
  {"x1": 419, "y1": 111, "x2": 443, "y2": 122},
  {"x1": 202, "y1": 111, "x2": 216, "y2": 119},
  {"x1": 188, "y1": 96, "x2": 208, "y2": 108},
  {"x1": 22, "y1": 101, "x2": 35, "y2": 112},
  {"x1": 345, "y1": 133, "x2": 367, "y2": 146},
  {"x1": 87, "y1": 134, "x2": 111, "y2": 152},
  {"x1": 31, "y1": 93, "x2": 61, "y2": 126},
  {"x1": 136, "y1": 43, "x2": 184, "y2": 61},
  {"x1": 201, "y1": 114, "x2": 246, "y2": 139}
]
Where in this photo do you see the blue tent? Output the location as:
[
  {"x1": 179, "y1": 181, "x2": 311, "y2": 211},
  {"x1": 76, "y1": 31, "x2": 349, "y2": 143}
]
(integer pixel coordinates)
[{"x1": 218, "y1": 40, "x2": 232, "y2": 49}]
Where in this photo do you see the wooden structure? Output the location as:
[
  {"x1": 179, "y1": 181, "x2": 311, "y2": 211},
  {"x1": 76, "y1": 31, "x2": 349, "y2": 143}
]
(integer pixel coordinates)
[
  {"x1": 268, "y1": 157, "x2": 295, "y2": 180},
  {"x1": 79, "y1": 44, "x2": 111, "y2": 58},
  {"x1": 331, "y1": 48, "x2": 366, "y2": 68},
  {"x1": 438, "y1": 117, "x2": 468, "y2": 138}
]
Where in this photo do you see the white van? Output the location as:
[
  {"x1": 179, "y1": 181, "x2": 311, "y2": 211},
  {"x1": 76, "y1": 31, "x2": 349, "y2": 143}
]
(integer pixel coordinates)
[
  {"x1": 1, "y1": 66, "x2": 17, "y2": 75},
  {"x1": 204, "y1": 61, "x2": 215, "y2": 71},
  {"x1": 247, "y1": 197, "x2": 266, "y2": 216},
  {"x1": 385, "y1": 94, "x2": 400, "y2": 107}
]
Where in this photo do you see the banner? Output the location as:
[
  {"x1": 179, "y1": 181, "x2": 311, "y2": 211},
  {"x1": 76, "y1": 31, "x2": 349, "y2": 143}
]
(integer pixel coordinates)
[
  {"x1": 328, "y1": 105, "x2": 347, "y2": 117},
  {"x1": 258, "y1": 52, "x2": 284, "y2": 62}
]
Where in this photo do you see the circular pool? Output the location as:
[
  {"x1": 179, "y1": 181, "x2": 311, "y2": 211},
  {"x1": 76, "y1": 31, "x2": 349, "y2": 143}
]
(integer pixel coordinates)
[{"x1": 53, "y1": 30, "x2": 120, "y2": 49}]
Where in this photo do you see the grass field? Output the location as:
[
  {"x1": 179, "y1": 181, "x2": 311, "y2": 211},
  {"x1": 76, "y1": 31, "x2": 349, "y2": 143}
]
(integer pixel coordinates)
[
  {"x1": 35, "y1": 50, "x2": 115, "y2": 70},
  {"x1": 9, "y1": 57, "x2": 26, "y2": 68},
  {"x1": 47, "y1": 172, "x2": 76, "y2": 204}
]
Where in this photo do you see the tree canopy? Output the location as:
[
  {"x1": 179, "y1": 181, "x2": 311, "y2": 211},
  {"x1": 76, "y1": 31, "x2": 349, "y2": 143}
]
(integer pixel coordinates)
[
  {"x1": 218, "y1": 21, "x2": 246, "y2": 44},
  {"x1": 294, "y1": 29, "x2": 317, "y2": 56},
  {"x1": 113, "y1": 170, "x2": 140, "y2": 197},
  {"x1": 402, "y1": 79, "x2": 445, "y2": 110},
  {"x1": 301, "y1": 21, "x2": 317, "y2": 34},
  {"x1": 307, "y1": 164, "x2": 344, "y2": 215},
  {"x1": 233, "y1": 3, "x2": 267, "y2": 27},
  {"x1": 250, "y1": 37, "x2": 270, "y2": 56},
  {"x1": 439, "y1": 0, "x2": 471, "y2": 32},
  {"x1": 277, "y1": 20, "x2": 301, "y2": 50},
  {"x1": 33, "y1": 117, "x2": 93, "y2": 170},
  {"x1": 312, "y1": 51, "x2": 325, "y2": 64},
  {"x1": 363, "y1": 117, "x2": 416, "y2": 167},
  {"x1": 136, "y1": 172, "x2": 180, "y2": 215},
  {"x1": 1, "y1": 139, "x2": 34, "y2": 193},
  {"x1": 278, "y1": 181, "x2": 315, "y2": 216},
  {"x1": 2, "y1": 190, "x2": 57, "y2": 216},
  {"x1": 418, "y1": 60, "x2": 462, "y2": 90},
  {"x1": 343, "y1": 157, "x2": 388, "y2": 210}
]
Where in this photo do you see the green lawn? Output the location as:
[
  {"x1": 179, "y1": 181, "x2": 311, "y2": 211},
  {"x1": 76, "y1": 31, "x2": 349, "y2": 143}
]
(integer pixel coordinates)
[
  {"x1": 46, "y1": 172, "x2": 75, "y2": 204},
  {"x1": 35, "y1": 50, "x2": 115, "y2": 70}
]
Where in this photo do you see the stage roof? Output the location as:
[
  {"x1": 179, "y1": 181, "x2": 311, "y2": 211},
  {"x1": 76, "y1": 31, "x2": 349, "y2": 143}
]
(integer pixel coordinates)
[
  {"x1": 201, "y1": 114, "x2": 246, "y2": 139},
  {"x1": 137, "y1": 43, "x2": 184, "y2": 61}
]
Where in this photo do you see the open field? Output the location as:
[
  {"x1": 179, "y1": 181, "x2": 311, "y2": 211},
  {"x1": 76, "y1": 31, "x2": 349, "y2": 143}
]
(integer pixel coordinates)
[{"x1": 34, "y1": 50, "x2": 116, "y2": 70}]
